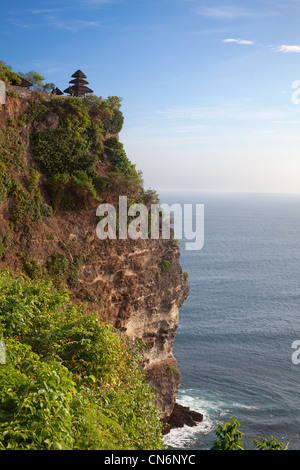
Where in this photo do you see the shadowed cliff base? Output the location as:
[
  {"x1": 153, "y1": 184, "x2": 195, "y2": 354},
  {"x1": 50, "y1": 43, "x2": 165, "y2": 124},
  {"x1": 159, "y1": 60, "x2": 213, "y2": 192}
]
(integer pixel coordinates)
[{"x1": 162, "y1": 403, "x2": 203, "y2": 435}]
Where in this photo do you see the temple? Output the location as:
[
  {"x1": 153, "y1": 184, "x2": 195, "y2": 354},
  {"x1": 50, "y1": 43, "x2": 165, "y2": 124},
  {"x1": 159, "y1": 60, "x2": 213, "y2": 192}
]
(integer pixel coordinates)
[{"x1": 63, "y1": 70, "x2": 93, "y2": 98}]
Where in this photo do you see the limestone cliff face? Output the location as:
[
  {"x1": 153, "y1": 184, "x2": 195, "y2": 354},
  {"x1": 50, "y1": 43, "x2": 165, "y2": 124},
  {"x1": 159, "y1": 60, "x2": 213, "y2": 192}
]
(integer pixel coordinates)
[{"x1": 0, "y1": 88, "x2": 189, "y2": 419}]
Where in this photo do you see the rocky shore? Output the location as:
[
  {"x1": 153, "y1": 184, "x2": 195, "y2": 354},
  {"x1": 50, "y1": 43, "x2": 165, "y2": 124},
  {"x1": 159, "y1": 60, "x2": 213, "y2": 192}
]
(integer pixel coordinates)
[{"x1": 162, "y1": 403, "x2": 203, "y2": 435}]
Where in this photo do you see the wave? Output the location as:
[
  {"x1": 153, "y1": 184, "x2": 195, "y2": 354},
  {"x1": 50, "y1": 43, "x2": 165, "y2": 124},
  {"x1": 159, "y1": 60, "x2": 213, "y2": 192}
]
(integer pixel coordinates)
[
  {"x1": 163, "y1": 389, "x2": 223, "y2": 449},
  {"x1": 163, "y1": 388, "x2": 262, "y2": 449},
  {"x1": 231, "y1": 402, "x2": 260, "y2": 411}
]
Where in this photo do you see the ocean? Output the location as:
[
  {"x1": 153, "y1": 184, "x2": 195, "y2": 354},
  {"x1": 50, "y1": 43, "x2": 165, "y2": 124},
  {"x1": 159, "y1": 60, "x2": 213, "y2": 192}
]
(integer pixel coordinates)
[{"x1": 159, "y1": 191, "x2": 300, "y2": 450}]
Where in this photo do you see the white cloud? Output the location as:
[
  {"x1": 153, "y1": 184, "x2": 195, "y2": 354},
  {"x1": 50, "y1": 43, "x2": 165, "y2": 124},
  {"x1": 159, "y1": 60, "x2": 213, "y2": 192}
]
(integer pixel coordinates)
[
  {"x1": 47, "y1": 16, "x2": 100, "y2": 32},
  {"x1": 27, "y1": 9, "x2": 62, "y2": 14},
  {"x1": 278, "y1": 44, "x2": 300, "y2": 53},
  {"x1": 76, "y1": 0, "x2": 114, "y2": 5},
  {"x1": 197, "y1": 5, "x2": 249, "y2": 19},
  {"x1": 154, "y1": 105, "x2": 291, "y2": 123},
  {"x1": 223, "y1": 38, "x2": 255, "y2": 45}
]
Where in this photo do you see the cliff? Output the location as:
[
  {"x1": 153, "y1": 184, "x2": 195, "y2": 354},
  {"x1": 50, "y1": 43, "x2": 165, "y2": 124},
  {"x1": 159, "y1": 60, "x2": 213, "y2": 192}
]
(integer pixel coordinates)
[{"x1": 0, "y1": 85, "x2": 190, "y2": 420}]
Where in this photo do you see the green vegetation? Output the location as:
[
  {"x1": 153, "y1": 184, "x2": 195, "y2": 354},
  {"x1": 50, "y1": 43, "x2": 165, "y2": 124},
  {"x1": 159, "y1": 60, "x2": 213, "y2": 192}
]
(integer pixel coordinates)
[
  {"x1": 159, "y1": 260, "x2": 173, "y2": 274},
  {"x1": 105, "y1": 136, "x2": 140, "y2": 180},
  {"x1": 0, "y1": 230, "x2": 13, "y2": 258},
  {"x1": 23, "y1": 95, "x2": 132, "y2": 209},
  {"x1": 0, "y1": 128, "x2": 27, "y2": 169},
  {"x1": 46, "y1": 171, "x2": 101, "y2": 211},
  {"x1": 1, "y1": 78, "x2": 143, "y2": 219},
  {"x1": 12, "y1": 169, "x2": 51, "y2": 228},
  {"x1": 0, "y1": 162, "x2": 13, "y2": 207},
  {"x1": 210, "y1": 417, "x2": 286, "y2": 450},
  {"x1": 83, "y1": 95, "x2": 124, "y2": 135},
  {"x1": 0, "y1": 127, "x2": 51, "y2": 228},
  {"x1": 46, "y1": 253, "x2": 69, "y2": 290},
  {"x1": 21, "y1": 96, "x2": 106, "y2": 211},
  {"x1": 6, "y1": 90, "x2": 18, "y2": 98},
  {"x1": 30, "y1": 98, "x2": 100, "y2": 178},
  {"x1": 0, "y1": 270, "x2": 164, "y2": 450},
  {"x1": 19, "y1": 71, "x2": 55, "y2": 92},
  {"x1": 142, "y1": 188, "x2": 160, "y2": 206},
  {"x1": 21, "y1": 98, "x2": 50, "y2": 124},
  {"x1": 0, "y1": 160, "x2": 50, "y2": 228},
  {"x1": 0, "y1": 61, "x2": 55, "y2": 91},
  {"x1": 105, "y1": 137, "x2": 144, "y2": 202},
  {"x1": 22, "y1": 255, "x2": 47, "y2": 280},
  {"x1": 0, "y1": 61, "x2": 20, "y2": 84}
]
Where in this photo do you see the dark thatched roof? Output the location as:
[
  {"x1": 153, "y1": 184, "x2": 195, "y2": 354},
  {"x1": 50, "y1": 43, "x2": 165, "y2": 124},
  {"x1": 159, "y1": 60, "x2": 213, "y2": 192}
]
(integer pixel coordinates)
[
  {"x1": 11, "y1": 75, "x2": 33, "y2": 88},
  {"x1": 69, "y1": 78, "x2": 89, "y2": 85},
  {"x1": 63, "y1": 85, "x2": 94, "y2": 96},
  {"x1": 52, "y1": 87, "x2": 64, "y2": 96},
  {"x1": 71, "y1": 70, "x2": 87, "y2": 79}
]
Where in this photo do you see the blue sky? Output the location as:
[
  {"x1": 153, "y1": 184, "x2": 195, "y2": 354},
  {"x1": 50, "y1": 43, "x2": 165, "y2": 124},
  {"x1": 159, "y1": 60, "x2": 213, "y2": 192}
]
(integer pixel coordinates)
[{"x1": 2, "y1": 0, "x2": 300, "y2": 193}]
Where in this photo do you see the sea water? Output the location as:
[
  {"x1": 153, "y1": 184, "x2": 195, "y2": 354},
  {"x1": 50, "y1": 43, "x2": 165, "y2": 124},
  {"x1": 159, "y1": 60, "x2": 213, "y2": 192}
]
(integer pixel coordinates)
[{"x1": 159, "y1": 191, "x2": 300, "y2": 450}]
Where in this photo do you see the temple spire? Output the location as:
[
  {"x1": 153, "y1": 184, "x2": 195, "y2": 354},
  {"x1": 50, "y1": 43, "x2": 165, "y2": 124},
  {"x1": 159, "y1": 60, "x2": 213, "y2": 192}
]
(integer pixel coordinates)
[{"x1": 64, "y1": 70, "x2": 93, "y2": 97}]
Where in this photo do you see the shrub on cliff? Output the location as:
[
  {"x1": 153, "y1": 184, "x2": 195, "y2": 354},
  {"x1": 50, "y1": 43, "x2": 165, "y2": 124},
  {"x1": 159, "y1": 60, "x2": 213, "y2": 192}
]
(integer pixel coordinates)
[
  {"x1": 0, "y1": 61, "x2": 20, "y2": 84},
  {"x1": 46, "y1": 171, "x2": 101, "y2": 211},
  {"x1": 32, "y1": 125, "x2": 97, "y2": 177},
  {"x1": 210, "y1": 417, "x2": 285, "y2": 450},
  {"x1": 0, "y1": 128, "x2": 27, "y2": 170},
  {"x1": 26, "y1": 97, "x2": 105, "y2": 209},
  {"x1": 105, "y1": 137, "x2": 140, "y2": 180},
  {"x1": 19, "y1": 71, "x2": 55, "y2": 92},
  {"x1": 83, "y1": 95, "x2": 124, "y2": 136},
  {"x1": 104, "y1": 137, "x2": 143, "y2": 201},
  {"x1": 27, "y1": 97, "x2": 101, "y2": 177},
  {"x1": 0, "y1": 270, "x2": 164, "y2": 450}
]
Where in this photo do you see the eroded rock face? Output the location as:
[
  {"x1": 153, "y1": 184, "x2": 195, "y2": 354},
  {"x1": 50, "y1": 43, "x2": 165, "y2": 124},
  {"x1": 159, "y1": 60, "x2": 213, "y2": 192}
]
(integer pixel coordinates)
[
  {"x1": 77, "y1": 235, "x2": 189, "y2": 419},
  {"x1": 115, "y1": 271, "x2": 188, "y2": 417}
]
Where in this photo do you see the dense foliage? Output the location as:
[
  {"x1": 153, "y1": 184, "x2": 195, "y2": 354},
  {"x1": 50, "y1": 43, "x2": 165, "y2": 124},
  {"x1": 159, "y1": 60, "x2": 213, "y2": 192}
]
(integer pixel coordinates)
[
  {"x1": 0, "y1": 270, "x2": 164, "y2": 450},
  {"x1": 83, "y1": 95, "x2": 124, "y2": 136},
  {"x1": 22, "y1": 94, "x2": 138, "y2": 210},
  {"x1": 104, "y1": 137, "x2": 144, "y2": 202},
  {"x1": 30, "y1": 97, "x2": 101, "y2": 178},
  {"x1": 210, "y1": 417, "x2": 285, "y2": 451},
  {"x1": 0, "y1": 61, "x2": 20, "y2": 84},
  {"x1": 0, "y1": 145, "x2": 50, "y2": 229}
]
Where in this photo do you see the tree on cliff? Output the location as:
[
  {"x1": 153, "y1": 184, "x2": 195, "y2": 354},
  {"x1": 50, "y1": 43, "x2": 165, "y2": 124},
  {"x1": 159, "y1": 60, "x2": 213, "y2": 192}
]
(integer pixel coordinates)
[
  {"x1": 0, "y1": 61, "x2": 20, "y2": 84},
  {"x1": 0, "y1": 61, "x2": 55, "y2": 92},
  {"x1": 19, "y1": 70, "x2": 55, "y2": 92}
]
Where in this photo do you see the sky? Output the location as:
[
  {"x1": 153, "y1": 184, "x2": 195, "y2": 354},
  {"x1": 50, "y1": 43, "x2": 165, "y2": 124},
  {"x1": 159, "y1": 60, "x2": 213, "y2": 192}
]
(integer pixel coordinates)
[{"x1": 1, "y1": 0, "x2": 300, "y2": 194}]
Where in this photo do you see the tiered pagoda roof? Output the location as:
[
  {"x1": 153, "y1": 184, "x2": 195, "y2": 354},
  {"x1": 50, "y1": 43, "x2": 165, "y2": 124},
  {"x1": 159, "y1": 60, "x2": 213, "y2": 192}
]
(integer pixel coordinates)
[{"x1": 64, "y1": 70, "x2": 93, "y2": 97}]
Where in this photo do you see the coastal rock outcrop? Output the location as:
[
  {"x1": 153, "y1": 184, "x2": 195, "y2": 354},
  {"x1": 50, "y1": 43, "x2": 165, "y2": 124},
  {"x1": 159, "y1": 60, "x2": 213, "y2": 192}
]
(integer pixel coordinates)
[{"x1": 162, "y1": 403, "x2": 204, "y2": 435}]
